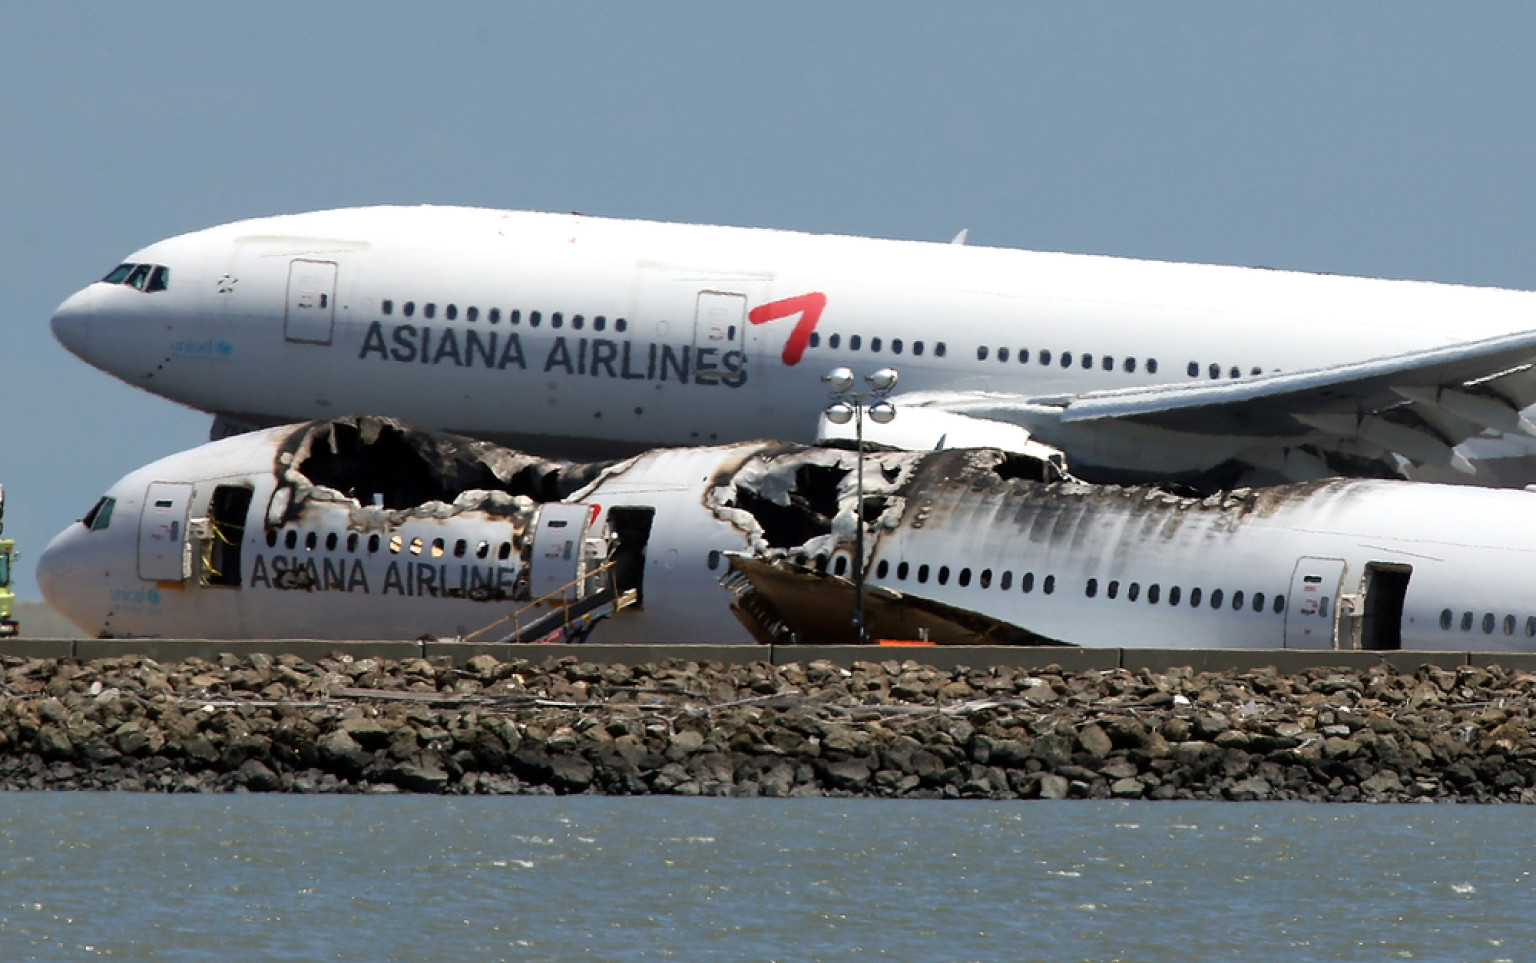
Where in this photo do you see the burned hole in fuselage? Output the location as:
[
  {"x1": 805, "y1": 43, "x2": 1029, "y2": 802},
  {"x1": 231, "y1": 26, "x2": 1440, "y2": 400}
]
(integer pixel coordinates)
[
  {"x1": 730, "y1": 462, "x2": 850, "y2": 549},
  {"x1": 285, "y1": 417, "x2": 610, "y2": 511}
]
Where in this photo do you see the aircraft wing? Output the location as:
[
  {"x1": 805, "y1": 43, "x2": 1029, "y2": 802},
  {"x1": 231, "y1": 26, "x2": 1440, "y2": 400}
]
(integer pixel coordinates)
[{"x1": 888, "y1": 328, "x2": 1536, "y2": 480}]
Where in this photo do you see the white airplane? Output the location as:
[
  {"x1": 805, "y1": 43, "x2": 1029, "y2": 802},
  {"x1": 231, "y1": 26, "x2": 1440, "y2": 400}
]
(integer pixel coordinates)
[
  {"x1": 33, "y1": 416, "x2": 1536, "y2": 653},
  {"x1": 46, "y1": 206, "x2": 1536, "y2": 488}
]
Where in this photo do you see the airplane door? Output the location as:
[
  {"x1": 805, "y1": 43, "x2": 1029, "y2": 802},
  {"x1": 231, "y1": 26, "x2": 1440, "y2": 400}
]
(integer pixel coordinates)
[
  {"x1": 283, "y1": 259, "x2": 338, "y2": 345},
  {"x1": 693, "y1": 291, "x2": 746, "y2": 385},
  {"x1": 528, "y1": 504, "x2": 592, "y2": 601},
  {"x1": 1283, "y1": 557, "x2": 1346, "y2": 649},
  {"x1": 138, "y1": 482, "x2": 193, "y2": 581}
]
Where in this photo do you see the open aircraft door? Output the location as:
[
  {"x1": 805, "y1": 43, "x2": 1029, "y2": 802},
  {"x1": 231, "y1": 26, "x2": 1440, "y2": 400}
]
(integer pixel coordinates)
[
  {"x1": 283, "y1": 259, "x2": 338, "y2": 345},
  {"x1": 138, "y1": 482, "x2": 193, "y2": 581},
  {"x1": 1283, "y1": 557, "x2": 1346, "y2": 648},
  {"x1": 528, "y1": 504, "x2": 595, "y2": 601}
]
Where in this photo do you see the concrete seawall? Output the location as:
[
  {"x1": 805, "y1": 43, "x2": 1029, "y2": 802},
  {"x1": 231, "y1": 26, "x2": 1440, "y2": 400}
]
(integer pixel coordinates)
[{"x1": 7, "y1": 638, "x2": 1536, "y2": 674}]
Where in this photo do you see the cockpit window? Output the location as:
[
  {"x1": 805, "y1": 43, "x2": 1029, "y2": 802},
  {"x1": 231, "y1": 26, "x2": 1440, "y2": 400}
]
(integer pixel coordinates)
[
  {"x1": 100, "y1": 263, "x2": 170, "y2": 292},
  {"x1": 82, "y1": 496, "x2": 116, "y2": 532}
]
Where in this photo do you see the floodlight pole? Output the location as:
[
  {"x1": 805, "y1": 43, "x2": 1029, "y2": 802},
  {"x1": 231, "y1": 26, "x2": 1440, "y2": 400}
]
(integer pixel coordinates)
[{"x1": 823, "y1": 367, "x2": 898, "y2": 645}]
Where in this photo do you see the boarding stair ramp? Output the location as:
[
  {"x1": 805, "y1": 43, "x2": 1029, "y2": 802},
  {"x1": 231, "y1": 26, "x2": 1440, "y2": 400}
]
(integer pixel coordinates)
[{"x1": 462, "y1": 560, "x2": 640, "y2": 644}]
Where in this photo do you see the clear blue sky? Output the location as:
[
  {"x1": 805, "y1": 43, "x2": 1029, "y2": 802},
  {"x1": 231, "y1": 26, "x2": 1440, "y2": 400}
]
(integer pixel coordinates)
[{"x1": 5, "y1": 3, "x2": 1536, "y2": 599}]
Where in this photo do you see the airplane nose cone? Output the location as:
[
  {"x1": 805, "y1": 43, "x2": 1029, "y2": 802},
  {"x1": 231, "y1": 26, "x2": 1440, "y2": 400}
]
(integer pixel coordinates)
[
  {"x1": 50, "y1": 287, "x2": 95, "y2": 363},
  {"x1": 35, "y1": 524, "x2": 97, "y2": 635}
]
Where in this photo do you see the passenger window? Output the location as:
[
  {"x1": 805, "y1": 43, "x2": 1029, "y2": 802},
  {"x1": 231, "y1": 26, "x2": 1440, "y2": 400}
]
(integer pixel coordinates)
[
  {"x1": 1483, "y1": 613, "x2": 1496, "y2": 634},
  {"x1": 1081, "y1": 353, "x2": 1092, "y2": 369},
  {"x1": 498, "y1": 542, "x2": 512, "y2": 560},
  {"x1": 467, "y1": 307, "x2": 478, "y2": 322},
  {"x1": 1253, "y1": 592, "x2": 1265, "y2": 612},
  {"x1": 1107, "y1": 579, "x2": 1119, "y2": 599},
  {"x1": 1039, "y1": 350, "x2": 1052, "y2": 366},
  {"x1": 1251, "y1": 367, "x2": 1262, "y2": 376},
  {"x1": 1128, "y1": 582, "x2": 1141, "y2": 602},
  {"x1": 850, "y1": 335, "x2": 862, "y2": 350},
  {"x1": 476, "y1": 541, "x2": 490, "y2": 559},
  {"x1": 409, "y1": 537, "x2": 424, "y2": 556},
  {"x1": 935, "y1": 342, "x2": 947, "y2": 357},
  {"x1": 1527, "y1": 616, "x2": 1536, "y2": 637},
  {"x1": 1124, "y1": 357, "x2": 1136, "y2": 373},
  {"x1": 511, "y1": 310, "x2": 522, "y2": 325},
  {"x1": 382, "y1": 299, "x2": 394, "y2": 315},
  {"x1": 1102, "y1": 356, "x2": 1114, "y2": 371},
  {"x1": 1209, "y1": 363, "x2": 1220, "y2": 379},
  {"x1": 1232, "y1": 590, "x2": 1245, "y2": 610},
  {"x1": 424, "y1": 303, "x2": 436, "y2": 319},
  {"x1": 1086, "y1": 578, "x2": 1098, "y2": 598},
  {"x1": 595, "y1": 316, "x2": 607, "y2": 331},
  {"x1": 552, "y1": 312, "x2": 564, "y2": 329},
  {"x1": 897, "y1": 561, "x2": 910, "y2": 580},
  {"x1": 616, "y1": 318, "x2": 628, "y2": 332},
  {"x1": 1189, "y1": 587, "x2": 1202, "y2": 607},
  {"x1": 1272, "y1": 595, "x2": 1285, "y2": 613},
  {"x1": 1060, "y1": 352, "x2": 1072, "y2": 368},
  {"x1": 809, "y1": 333, "x2": 821, "y2": 348},
  {"x1": 876, "y1": 559, "x2": 889, "y2": 578},
  {"x1": 999, "y1": 571, "x2": 1012, "y2": 590},
  {"x1": 1188, "y1": 362, "x2": 1199, "y2": 377},
  {"x1": 1147, "y1": 584, "x2": 1160, "y2": 604},
  {"x1": 1461, "y1": 611, "x2": 1473, "y2": 631},
  {"x1": 996, "y1": 347, "x2": 1008, "y2": 362},
  {"x1": 958, "y1": 567, "x2": 971, "y2": 587},
  {"x1": 489, "y1": 308, "x2": 501, "y2": 324},
  {"x1": 1019, "y1": 349, "x2": 1030, "y2": 364},
  {"x1": 1168, "y1": 586, "x2": 1181, "y2": 606},
  {"x1": 446, "y1": 304, "x2": 458, "y2": 320},
  {"x1": 1043, "y1": 575, "x2": 1055, "y2": 595},
  {"x1": 453, "y1": 539, "x2": 467, "y2": 558},
  {"x1": 430, "y1": 538, "x2": 445, "y2": 558},
  {"x1": 284, "y1": 530, "x2": 298, "y2": 550},
  {"x1": 573, "y1": 315, "x2": 584, "y2": 330},
  {"x1": 979, "y1": 568, "x2": 992, "y2": 588},
  {"x1": 977, "y1": 346, "x2": 989, "y2": 361},
  {"x1": 870, "y1": 337, "x2": 881, "y2": 352},
  {"x1": 1504, "y1": 614, "x2": 1515, "y2": 635},
  {"x1": 347, "y1": 533, "x2": 359, "y2": 553},
  {"x1": 368, "y1": 534, "x2": 381, "y2": 554},
  {"x1": 1147, "y1": 359, "x2": 1159, "y2": 374},
  {"x1": 325, "y1": 532, "x2": 338, "y2": 551},
  {"x1": 265, "y1": 530, "x2": 278, "y2": 548},
  {"x1": 834, "y1": 556, "x2": 848, "y2": 577},
  {"x1": 938, "y1": 566, "x2": 950, "y2": 585},
  {"x1": 1440, "y1": 608, "x2": 1453, "y2": 630},
  {"x1": 918, "y1": 564, "x2": 930, "y2": 584},
  {"x1": 892, "y1": 339, "x2": 903, "y2": 354},
  {"x1": 708, "y1": 550, "x2": 721, "y2": 571},
  {"x1": 404, "y1": 301, "x2": 416, "y2": 318},
  {"x1": 1022, "y1": 572, "x2": 1035, "y2": 593},
  {"x1": 1230, "y1": 367, "x2": 1241, "y2": 379},
  {"x1": 530, "y1": 311, "x2": 541, "y2": 327},
  {"x1": 1210, "y1": 588, "x2": 1223, "y2": 609},
  {"x1": 913, "y1": 341, "x2": 925, "y2": 356},
  {"x1": 829, "y1": 334, "x2": 842, "y2": 349}
]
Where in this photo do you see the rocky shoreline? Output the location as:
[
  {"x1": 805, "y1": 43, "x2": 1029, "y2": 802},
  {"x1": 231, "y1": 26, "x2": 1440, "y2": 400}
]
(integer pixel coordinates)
[{"x1": 1, "y1": 651, "x2": 1534, "y2": 801}]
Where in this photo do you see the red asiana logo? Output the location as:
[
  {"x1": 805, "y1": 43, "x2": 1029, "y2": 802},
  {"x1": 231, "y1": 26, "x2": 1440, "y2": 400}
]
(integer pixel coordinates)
[{"x1": 748, "y1": 293, "x2": 827, "y2": 366}]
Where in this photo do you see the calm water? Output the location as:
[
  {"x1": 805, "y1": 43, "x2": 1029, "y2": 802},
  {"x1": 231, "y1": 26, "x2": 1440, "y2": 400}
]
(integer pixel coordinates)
[{"x1": 0, "y1": 796, "x2": 1530, "y2": 962}]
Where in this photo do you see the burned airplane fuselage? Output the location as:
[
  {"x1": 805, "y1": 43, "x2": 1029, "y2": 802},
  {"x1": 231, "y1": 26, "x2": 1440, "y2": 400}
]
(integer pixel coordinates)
[{"x1": 37, "y1": 416, "x2": 1536, "y2": 651}]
